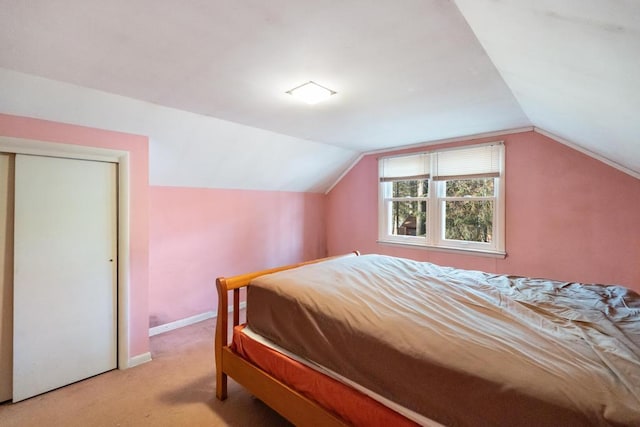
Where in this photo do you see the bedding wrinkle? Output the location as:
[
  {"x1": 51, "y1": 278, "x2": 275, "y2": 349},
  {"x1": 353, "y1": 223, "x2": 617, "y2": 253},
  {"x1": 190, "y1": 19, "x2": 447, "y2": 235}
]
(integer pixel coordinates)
[{"x1": 247, "y1": 254, "x2": 640, "y2": 426}]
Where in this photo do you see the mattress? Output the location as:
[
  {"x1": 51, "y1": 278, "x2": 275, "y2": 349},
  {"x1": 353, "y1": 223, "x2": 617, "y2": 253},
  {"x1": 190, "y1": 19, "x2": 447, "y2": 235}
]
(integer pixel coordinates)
[
  {"x1": 247, "y1": 254, "x2": 640, "y2": 426},
  {"x1": 231, "y1": 324, "x2": 439, "y2": 426}
]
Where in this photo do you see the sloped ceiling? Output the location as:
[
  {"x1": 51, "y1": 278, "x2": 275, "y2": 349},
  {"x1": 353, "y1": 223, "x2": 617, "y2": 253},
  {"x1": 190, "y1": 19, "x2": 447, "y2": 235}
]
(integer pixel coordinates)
[
  {"x1": 0, "y1": 69, "x2": 356, "y2": 193},
  {"x1": 0, "y1": 1, "x2": 638, "y2": 192},
  {"x1": 454, "y1": 0, "x2": 640, "y2": 174}
]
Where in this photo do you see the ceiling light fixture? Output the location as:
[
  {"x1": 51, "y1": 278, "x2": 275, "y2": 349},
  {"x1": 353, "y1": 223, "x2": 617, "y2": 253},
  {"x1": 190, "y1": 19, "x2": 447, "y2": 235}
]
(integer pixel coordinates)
[{"x1": 286, "y1": 81, "x2": 336, "y2": 105}]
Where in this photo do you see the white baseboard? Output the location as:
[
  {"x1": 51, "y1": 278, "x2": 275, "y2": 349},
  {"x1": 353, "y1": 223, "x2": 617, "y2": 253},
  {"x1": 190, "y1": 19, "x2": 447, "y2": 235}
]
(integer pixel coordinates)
[
  {"x1": 127, "y1": 352, "x2": 152, "y2": 368},
  {"x1": 148, "y1": 302, "x2": 247, "y2": 337},
  {"x1": 149, "y1": 311, "x2": 216, "y2": 337}
]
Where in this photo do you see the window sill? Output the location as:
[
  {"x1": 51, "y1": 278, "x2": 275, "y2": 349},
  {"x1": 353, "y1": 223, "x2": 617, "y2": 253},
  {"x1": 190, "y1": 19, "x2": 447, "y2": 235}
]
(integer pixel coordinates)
[{"x1": 377, "y1": 240, "x2": 507, "y2": 259}]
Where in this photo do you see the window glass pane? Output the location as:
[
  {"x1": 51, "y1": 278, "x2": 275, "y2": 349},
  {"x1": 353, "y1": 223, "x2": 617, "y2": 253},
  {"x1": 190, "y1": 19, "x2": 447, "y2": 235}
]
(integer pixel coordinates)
[
  {"x1": 390, "y1": 200, "x2": 427, "y2": 236},
  {"x1": 392, "y1": 180, "x2": 428, "y2": 198},
  {"x1": 444, "y1": 200, "x2": 493, "y2": 242},
  {"x1": 445, "y1": 178, "x2": 494, "y2": 197}
]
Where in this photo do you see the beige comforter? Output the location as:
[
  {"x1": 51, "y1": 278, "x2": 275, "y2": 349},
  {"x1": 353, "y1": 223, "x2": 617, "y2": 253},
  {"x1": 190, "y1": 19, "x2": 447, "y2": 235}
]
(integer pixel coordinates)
[{"x1": 247, "y1": 254, "x2": 640, "y2": 426}]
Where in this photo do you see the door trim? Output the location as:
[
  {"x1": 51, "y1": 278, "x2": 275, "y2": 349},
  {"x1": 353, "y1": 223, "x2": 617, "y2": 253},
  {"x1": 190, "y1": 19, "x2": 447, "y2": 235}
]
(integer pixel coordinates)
[{"x1": 0, "y1": 136, "x2": 133, "y2": 370}]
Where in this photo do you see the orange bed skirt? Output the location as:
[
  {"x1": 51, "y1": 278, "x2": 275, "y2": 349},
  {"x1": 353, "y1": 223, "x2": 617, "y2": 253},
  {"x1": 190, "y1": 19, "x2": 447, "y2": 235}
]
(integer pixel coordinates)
[{"x1": 231, "y1": 325, "x2": 419, "y2": 427}]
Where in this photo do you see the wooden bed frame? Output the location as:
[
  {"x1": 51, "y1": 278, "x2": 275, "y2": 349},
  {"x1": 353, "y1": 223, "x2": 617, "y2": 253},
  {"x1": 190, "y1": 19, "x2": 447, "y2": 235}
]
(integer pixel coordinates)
[{"x1": 214, "y1": 251, "x2": 360, "y2": 427}]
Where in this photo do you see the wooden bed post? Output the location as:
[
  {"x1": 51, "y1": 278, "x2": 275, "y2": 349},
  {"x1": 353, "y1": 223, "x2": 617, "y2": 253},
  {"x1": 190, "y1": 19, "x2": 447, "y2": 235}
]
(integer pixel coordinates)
[
  {"x1": 213, "y1": 252, "x2": 361, "y2": 426},
  {"x1": 215, "y1": 277, "x2": 228, "y2": 400},
  {"x1": 214, "y1": 251, "x2": 360, "y2": 412}
]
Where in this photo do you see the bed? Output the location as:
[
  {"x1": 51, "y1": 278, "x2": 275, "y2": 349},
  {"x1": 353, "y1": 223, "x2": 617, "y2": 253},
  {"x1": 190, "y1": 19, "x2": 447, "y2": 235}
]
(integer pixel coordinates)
[{"x1": 214, "y1": 252, "x2": 640, "y2": 426}]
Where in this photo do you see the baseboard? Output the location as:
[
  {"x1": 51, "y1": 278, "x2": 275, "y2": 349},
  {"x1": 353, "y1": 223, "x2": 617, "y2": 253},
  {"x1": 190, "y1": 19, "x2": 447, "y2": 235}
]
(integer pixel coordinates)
[
  {"x1": 149, "y1": 311, "x2": 216, "y2": 337},
  {"x1": 149, "y1": 302, "x2": 247, "y2": 337},
  {"x1": 127, "y1": 352, "x2": 152, "y2": 368}
]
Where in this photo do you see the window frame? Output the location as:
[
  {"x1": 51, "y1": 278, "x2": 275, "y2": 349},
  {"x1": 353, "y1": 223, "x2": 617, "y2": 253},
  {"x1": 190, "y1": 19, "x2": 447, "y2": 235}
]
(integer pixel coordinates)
[
  {"x1": 380, "y1": 179, "x2": 430, "y2": 246},
  {"x1": 378, "y1": 143, "x2": 505, "y2": 256}
]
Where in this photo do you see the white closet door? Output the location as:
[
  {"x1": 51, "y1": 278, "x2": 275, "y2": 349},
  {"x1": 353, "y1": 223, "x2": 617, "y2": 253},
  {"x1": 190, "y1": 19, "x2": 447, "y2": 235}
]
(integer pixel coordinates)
[
  {"x1": 13, "y1": 154, "x2": 117, "y2": 402},
  {"x1": 0, "y1": 153, "x2": 14, "y2": 402}
]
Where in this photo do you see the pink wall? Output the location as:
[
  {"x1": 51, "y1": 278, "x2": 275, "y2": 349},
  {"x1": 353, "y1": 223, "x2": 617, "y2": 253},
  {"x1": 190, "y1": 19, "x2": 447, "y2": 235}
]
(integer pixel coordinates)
[
  {"x1": 0, "y1": 113, "x2": 151, "y2": 357},
  {"x1": 0, "y1": 114, "x2": 328, "y2": 346},
  {"x1": 327, "y1": 131, "x2": 640, "y2": 292},
  {"x1": 149, "y1": 186, "x2": 326, "y2": 326},
  {"x1": 6, "y1": 113, "x2": 637, "y2": 343}
]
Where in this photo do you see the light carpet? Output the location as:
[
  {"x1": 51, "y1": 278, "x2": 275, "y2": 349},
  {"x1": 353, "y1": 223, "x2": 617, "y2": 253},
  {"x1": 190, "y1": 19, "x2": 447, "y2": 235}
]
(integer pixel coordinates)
[{"x1": 0, "y1": 318, "x2": 292, "y2": 426}]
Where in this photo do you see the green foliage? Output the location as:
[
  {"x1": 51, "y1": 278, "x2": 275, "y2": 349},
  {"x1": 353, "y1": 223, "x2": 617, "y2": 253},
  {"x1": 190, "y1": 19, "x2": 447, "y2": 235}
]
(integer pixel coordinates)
[
  {"x1": 389, "y1": 178, "x2": 494, "y2": 242},
  {"x1": 446, "y1": 178, "x2": 493, "y2": 197},
  {"x1": 445, "y1": 200, "x2": 493, "y2": 242},
  {"x1": 445, "y1": 178, "x2": 494, "y2": 243},
  {"x1": 391, "y1": 180, "x2": 427, "y2": 236},
  {"x1": 392, "y1": 180, "x2": 428, "y2": 198}
]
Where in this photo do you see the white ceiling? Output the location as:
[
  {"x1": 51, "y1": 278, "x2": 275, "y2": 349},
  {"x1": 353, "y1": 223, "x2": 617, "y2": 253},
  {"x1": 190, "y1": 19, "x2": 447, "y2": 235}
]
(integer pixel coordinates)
[
  {"x1": 455, "y1": 0, "x2": 640, "y2": 175},
  {"x1": 0, "y1": 0, "x2": 638, "y2": 190}
]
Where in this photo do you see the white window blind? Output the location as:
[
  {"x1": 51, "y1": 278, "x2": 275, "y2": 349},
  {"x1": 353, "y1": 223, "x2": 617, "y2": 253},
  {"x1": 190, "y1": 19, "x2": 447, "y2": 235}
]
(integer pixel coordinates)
[
  {"x1": 379, "y1": 153, "x2": 430, "y2": 182},
  {"x1": 433, "y1": 143, "x2": 503, "y2": 181}
]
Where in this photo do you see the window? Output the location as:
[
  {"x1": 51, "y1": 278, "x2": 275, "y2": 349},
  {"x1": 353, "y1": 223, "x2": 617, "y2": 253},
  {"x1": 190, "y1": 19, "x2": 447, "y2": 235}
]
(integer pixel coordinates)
[{"x1": 379, "y1": 143, "x2": 505, "y2": 255}]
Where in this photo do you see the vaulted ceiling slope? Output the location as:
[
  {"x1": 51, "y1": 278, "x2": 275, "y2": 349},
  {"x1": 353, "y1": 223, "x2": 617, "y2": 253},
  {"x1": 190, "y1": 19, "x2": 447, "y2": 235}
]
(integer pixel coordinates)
[
  {"x1": 0, "y1": 69, "x2": 357, "y2": 193},
  {"x1": 0, "y1": 1, "x2": 638, "y2": 193},
  {"x1": 454, "y1": 0, "x2": 640, "y2": 175}
]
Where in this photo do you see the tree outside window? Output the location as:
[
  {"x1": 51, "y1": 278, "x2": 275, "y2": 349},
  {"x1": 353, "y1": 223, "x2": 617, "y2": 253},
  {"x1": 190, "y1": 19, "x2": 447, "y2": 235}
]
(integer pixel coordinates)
[{"x1": 379, "y1": 143, "x2": 505, "y2": 255}]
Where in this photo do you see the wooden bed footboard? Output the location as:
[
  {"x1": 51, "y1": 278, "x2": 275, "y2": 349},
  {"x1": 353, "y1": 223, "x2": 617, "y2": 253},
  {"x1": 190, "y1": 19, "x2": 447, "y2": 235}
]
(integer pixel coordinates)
[{"x1": 214, "y1": 251, "x2": 359, "y2": 426}]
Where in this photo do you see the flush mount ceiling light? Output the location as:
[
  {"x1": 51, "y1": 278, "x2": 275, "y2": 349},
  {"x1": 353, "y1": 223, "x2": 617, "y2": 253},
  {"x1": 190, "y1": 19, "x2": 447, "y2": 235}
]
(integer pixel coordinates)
[{"x1": 286, "y1": 81, "x2": 336, "y2": 105}]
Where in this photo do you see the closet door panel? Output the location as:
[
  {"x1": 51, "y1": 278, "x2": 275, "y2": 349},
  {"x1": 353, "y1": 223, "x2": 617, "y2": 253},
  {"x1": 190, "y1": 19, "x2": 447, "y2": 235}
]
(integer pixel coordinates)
[{"x1": 13, "y1": 154, "x2": 117, "y2": 402}]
